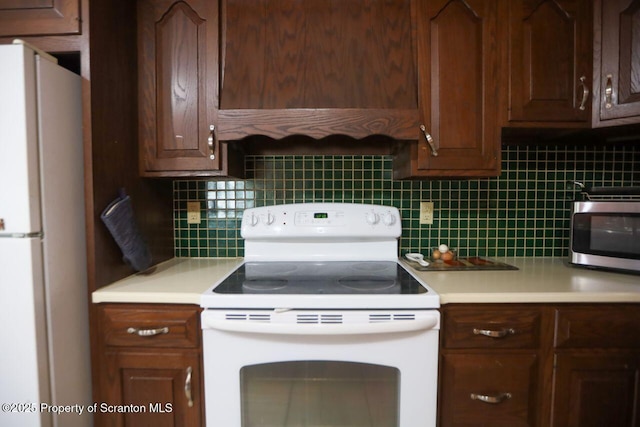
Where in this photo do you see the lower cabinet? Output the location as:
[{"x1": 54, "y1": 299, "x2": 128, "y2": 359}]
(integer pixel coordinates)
[
  {"x1": 439, "y1": 303, "x2": 640, "y2": 427},
  {"x1": 439, "y1": 304, "x2": 543, "y2": 426},
  {"x1": 552, "y1": 352, "x2": 640, "y2": 427},
  {"x1": 551, "y1": 304, "x2": 640, "y2": 427},
  {"x1": 94, "y1": 302, "x2": 640, "y2": 427},
  {"x1": 95, "y1": 303, "x2": 204, "y2": 427},
  {"x1": 440, "y1": 353, "x2": 539, "y2": 426}
]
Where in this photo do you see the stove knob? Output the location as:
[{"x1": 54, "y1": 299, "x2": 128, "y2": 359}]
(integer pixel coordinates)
[
  {"x1": 261, "y1": 212, "x2": 275, "y2": 225},
  {"x1": 365, "y1": 211, "x2": 380, "y2": 225},
  {"x1": 382, "y1": 213, "x2": 397, "y2": 226}
]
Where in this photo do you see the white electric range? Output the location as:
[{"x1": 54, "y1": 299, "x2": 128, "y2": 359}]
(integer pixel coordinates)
[{"x1": 201, "y1": 203, "x2": 440, "y2": 427}]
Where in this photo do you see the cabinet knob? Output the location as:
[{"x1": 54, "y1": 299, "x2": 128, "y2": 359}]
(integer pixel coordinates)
[
  {"x1": 208, "y1": 125, "x2": 216, "y2": 160},
  {"x1": 419, "y1": 125, "x2": 438, "y2": 157},
  {"x1": 472, "y1": 327, "x2": 515, "y2": 338},
  {"x1": 470, "y1": 392, "x2": 512, "y2": 404}
]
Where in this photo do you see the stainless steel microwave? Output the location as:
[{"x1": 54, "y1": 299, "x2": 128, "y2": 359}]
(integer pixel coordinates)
[{"x1": 569, "y1": 200, "x2": 640, "y2": 273}]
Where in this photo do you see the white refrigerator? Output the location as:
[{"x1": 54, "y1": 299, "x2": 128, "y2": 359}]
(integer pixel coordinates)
[{"x1": 0, "y1": 43, "x2": 92, "y2": 426}]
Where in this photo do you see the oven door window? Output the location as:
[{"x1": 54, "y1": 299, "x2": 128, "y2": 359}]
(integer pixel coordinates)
[
  {"x1": 240, "y1": 361, "x2": 399, "y2": 427},
  {"x1": 573, "y1": 213, "x2": 640, "y2": 258}
]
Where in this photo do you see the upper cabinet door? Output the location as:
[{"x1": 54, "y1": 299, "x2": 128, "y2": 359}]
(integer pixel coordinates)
[
  {"x1": 215, "y1": 0, "x2": 420, "y2": 140},
  {"x1": 593, "y1": 0, "x2": 640, "y2": 126},
  {"x1": 0, "y1": 0, "x2": 80, "y2": 37},
  {"x1": 138, "y1": 0, "x2": 225, "y2": 176},
  {"x1": 507, "y1": 0, "x2": 592, "y2": 125},
  {"x1": 397, "y1": 0, "x2": 502, "y2": 178}
]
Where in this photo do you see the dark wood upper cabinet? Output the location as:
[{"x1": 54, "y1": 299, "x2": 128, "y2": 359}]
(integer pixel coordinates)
[
  {"x1": 138, "y1": 0, "x2": 243, "y2": 177},
  {"x1": 506, "y1": 0, "x2": 593, "y2": 126},
  {"x1": 394, "y1": 0, "x2": 503, "y2": 178},
  {"x1": 593, "y1": 0, "x2": 640, "y2": 127},
  {"x1": 0, "y1": 0, "x2": 81, "y2": 37},
  {"x1": 216, "y1": 0, "x2": 420, "y2": 141}
]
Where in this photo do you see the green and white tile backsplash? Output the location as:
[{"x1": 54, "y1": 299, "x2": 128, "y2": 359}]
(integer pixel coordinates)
[{"x1": 173, "y1": 144, "x2": 639, "y2": 258}]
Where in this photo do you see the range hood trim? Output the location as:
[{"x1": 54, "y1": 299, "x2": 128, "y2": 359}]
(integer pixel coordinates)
[{"x1": 216, "y1": 108, "x2": 421, "y2": 141}]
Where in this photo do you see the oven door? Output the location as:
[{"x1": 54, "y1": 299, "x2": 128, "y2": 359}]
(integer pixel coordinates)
[{"x1": 201, "y1": 309, "x2": 440, "y2": 427}]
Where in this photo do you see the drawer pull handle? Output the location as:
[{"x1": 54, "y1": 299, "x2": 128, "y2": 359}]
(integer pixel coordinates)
[
  {"x1": 470, "y1": 392, "x2": 512, "y2": 404},
  {"x1": 473, "y1": 328, "x2": 515, "y2": 338},
  {"x1": 185, "y1": 366, "x2": 194, "y2": 407},
  {"x1": 127, "y1": 327, "x2": 169, "y2": 337}
]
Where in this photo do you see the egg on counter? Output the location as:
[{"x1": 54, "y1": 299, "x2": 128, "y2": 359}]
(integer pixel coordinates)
[{"x1": 433, "y1": 243, "x2": 455, "y2": 261}]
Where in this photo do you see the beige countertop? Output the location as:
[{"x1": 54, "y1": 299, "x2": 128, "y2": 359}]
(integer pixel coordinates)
[
  {"x1": 91, "y1": 258, "x2": 243, "y2": 305},
  {"x1": 92, "y1": 257, "x2": 640, "y2": 306},
  {"x1": 401, "y1": 257, "x2": 640, "y2": 304}
]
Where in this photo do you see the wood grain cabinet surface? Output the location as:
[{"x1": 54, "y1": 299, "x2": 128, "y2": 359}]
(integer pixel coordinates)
[
  {"x1": 551, "y1": 304, "x2": 640, "y2": 427},
  {"x1": 137, "y1": 0, "x2": 508, "y2": 177},
  {"x1": 439, "y1": 303, "x2": 640, "y2": 427},
  {"x1": 215, "y1": 0, "x2": 420, "y2": 141},
  {"x1": 394, "y1": 0, "x2": 504, "y2": 178},
  {"x1": 137, "y1": 0, "x2": 243, "y2": 177},
  {"x1": 593, "y1": 0, "x2": 640, "y2": 127},
  {"x1": 0, "y1": 0, "x2": 81, "y2": 37},
  {"x1": 95, "y1": 304, "x2": 204, "y2": 427},
  {"x1": 506, "y1": 0, "x2": 593, "y2": 126},
  {"x1": 439, "y1": 304, "x2": 543, "y2": 426}
]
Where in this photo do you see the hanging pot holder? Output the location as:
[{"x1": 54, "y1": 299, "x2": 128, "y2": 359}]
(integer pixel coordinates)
[{"x1": 100, "y1": 189, "x2": 152, "y2": 272}]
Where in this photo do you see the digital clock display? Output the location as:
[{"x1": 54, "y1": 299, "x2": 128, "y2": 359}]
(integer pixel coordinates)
[{"x1": 314, "y1": 212, "x2": 329, "y2": 219}]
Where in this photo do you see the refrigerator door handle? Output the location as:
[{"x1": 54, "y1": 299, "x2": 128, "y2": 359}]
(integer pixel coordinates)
[{"x1": 0, "y1": 232, "x2": 42, "y2": 239}]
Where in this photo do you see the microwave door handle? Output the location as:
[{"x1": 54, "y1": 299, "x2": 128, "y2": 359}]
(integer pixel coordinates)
[{"x1": 202, "y1": 314, "x2": 439, "y2": 336}]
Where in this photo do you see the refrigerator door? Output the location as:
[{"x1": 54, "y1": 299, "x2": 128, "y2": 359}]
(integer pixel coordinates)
[
  {"x1": 36, "y1": 53, "x2": 92, "y2": 427},
  {"x1": 0, "y1": 44, "x2": 42, "y2": 235},
  {"x1": 0, "y1": 237, "x2": 52, "y2": 427}
]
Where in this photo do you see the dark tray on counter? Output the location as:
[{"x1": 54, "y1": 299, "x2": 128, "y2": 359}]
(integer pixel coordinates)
[{"x1": 406, "y1": 257, "x2": 518, "y2": 271}]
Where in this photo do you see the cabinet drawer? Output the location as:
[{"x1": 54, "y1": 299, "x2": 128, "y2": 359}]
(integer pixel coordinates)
[
  {"x1": 555, "y1": 305, "x2": 640, "y2": 349},
  {"x1": 100, "y1": 304, "x2": 200, "y2": 348},
  {"x1": 439, "y1": 353, "x2": 538, "y2": 426},
  {"x1": 443, "y1": 306, "x2": 541, "y2": 349}
]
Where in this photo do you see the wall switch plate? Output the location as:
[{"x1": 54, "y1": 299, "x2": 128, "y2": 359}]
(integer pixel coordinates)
[
  {"x1": 187, "y1": 201, "x2": 201, "y2": 224},
  {"x1": 419, "y1": 202, "x2": 434, "y2": 225}
]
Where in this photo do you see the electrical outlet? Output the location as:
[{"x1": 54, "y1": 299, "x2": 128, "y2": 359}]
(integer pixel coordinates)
[
  {"x1": 187, "y1": 201, "x2": 201, "y2": 224},
  {"x1": 419, "y1": 202, "x2": 434, "y2": 225}
]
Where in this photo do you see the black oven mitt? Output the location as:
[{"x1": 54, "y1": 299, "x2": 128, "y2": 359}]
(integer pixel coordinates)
[{"x1": 100, "y1": 189, "x2": 152, "y2": 272}]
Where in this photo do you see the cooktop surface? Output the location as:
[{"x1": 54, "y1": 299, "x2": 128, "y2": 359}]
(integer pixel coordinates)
[
  {"x1": 201, "y1": 260, "x2": 440, "y2": 309},
  {"x1": 213, "y1": 261, "x2": 428, "y2": 295}
]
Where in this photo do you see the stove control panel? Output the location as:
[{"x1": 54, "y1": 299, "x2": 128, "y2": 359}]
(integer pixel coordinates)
[
  {"x1": 294, "y1": 210, "x2": 347, "y2": 226},
  {"x1": 241, "y1": 203, "x2": 401, "y2": 239}
]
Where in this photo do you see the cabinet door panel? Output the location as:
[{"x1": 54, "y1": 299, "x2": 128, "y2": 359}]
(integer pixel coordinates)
[
  {"x1": 138, "y1": 0, "x2": 223, "y2": 174},
  {"x1": 0, "y1": 0, "x2": 80, "y2": 37},
  {"x1": 410, "y1": 0, "x2": 501, "y2": 177},
  {"x1": 552, "y1": 353, "x2": 640, "y2": 427},
  {"x1": 596, "y1": 0, "x2": 640, "y2": 124},
  {"x1": 508, "y1": 0, "x2": 592, "y2": 124},
  {"x1": 102, "y1": 350, "x2": 202, "y2": 427},
  {"x1": 439, "y1": 353, "x2": 539, "y2": 426}
]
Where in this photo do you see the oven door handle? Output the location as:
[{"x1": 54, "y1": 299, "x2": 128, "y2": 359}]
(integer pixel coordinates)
[{"x1": 202, "y1": 314, "x2": 439, "y2": 336}]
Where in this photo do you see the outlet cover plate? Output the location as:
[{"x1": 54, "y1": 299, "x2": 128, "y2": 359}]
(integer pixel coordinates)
[
  {"x1": 419, "y1": 202, "x2": 434, "y2": 225},
  {"x1": 187, "y1": 201, "x2": 201, "y2": 224}
]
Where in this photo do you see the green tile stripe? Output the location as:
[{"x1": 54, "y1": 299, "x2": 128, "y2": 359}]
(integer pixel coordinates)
[{"x1": 173, "y1": 144, "x2": 639, "y2": 258}]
